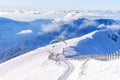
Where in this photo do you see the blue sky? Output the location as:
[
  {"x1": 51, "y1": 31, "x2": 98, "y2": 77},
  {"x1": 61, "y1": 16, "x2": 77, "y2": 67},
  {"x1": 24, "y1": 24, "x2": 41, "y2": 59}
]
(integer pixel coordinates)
[{"x1": 0, "y1": 0, "x2": 120, "y2": 10}]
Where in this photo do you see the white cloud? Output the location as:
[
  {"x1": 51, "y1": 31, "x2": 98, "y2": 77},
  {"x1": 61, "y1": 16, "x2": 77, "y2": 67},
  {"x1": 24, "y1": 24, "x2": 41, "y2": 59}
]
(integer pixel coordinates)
[
  {"x1": 56, "y1": 11, "x2": 94, "y2": 22},
  {"x1": 1, "y1": 10, "x2": 120, "y2": 21},
  {"x1": 98, "y1": 24, "x2": 106, "y2": 29},
  {"x1": 55, "y1": 10, "x2": 120, "y2": 22},
  {"x1": 43, "y1": 11, "x2": 56, "y2": 16},
  {"x1": 82, "y1": 20, "x2": 96, "y2": 27},
  {"x1": 40, "y1": 23, "x2": 61, "y2": 34},
  {"x1": 17, "y1": 30, "x2": 32, "y2": 35},
  {"x1": 62, "y1": 12, "x2": 78, "y2": 21},
  {"x1": 55, "y1": 11, "x2": 81, "y2": 22},
  {"x1": 107, "y1": 25, "x2": 120, "y2": 31},
  {"x1": 58, "y1": 31, "x2": 67, "y2": 39},
  {"x1": 78, "y1": 20, "x2": 96, "y2": 30}
]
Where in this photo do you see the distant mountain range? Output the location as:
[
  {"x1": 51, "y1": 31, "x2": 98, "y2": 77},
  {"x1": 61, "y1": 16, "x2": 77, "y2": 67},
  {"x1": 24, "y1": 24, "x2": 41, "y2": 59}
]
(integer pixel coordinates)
[{"x1": 0, "y1": 17, "x2": 120, "y2": 63}]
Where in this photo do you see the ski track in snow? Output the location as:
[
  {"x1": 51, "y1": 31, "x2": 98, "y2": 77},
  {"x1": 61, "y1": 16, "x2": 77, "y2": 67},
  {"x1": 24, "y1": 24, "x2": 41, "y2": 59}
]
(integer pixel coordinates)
[
  {"x1": 77, "y1": 59, "x2": 90, "y2": 79},
  {"x1": 58, "y1": 60, "x2": 74, "y2": 80}
]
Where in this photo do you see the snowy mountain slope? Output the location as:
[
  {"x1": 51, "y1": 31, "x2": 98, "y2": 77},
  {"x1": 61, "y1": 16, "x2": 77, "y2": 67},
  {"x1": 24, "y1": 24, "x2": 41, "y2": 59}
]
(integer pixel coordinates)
[
  {"x1": 0, "y1": 32, "x2": 120, "y2": 80},
  {"x1": 0, "y1": 17, "x2": 52, "y2": 50},
  {"x1": 67, "y1": 59, "x2": 120, "y2": 80},
  {"x1": 56, "y1": 29, "x2": 120, "y2": 58},
  {"x1": 0, "y1": 35, "x2": 80, "y2": 80},
  {"x1": 73, "y1": 30, "x2": 120, "y2": 56},
  {"x1": 0, "y1": 47, "x2": 66, "y2": 80},
  {"x1": 0, "y1": 17, "x2": 52, "y2": 60}
]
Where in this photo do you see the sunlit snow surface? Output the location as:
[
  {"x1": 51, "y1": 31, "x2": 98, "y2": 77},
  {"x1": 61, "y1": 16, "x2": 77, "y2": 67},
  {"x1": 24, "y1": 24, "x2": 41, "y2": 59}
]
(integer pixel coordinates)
[{"x1": 0, "y1": 36, "x2": 120, "y2": 80}]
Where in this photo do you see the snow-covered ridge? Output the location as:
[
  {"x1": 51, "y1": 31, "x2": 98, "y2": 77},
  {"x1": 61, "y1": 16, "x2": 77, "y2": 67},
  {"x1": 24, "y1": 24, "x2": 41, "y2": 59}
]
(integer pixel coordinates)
[
  {"x1": 74, "y1": 30, "x2": 120, "y2": 55},
  {"x1": 0, "y1": 32, "x2": 120, "y2": 80}
]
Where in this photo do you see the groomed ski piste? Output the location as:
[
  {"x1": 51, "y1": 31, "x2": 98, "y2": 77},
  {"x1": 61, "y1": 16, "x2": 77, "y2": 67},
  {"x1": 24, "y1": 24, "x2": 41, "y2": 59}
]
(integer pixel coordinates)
[{"x1": 0, "y1": 30, "x2": 120, "y2": 80}]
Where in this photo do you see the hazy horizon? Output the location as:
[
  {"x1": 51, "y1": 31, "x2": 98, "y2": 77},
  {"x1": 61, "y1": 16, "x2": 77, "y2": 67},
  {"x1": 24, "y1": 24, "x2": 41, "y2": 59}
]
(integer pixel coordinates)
[{"x1": 0, "y1": 0, "x2": 120, "y2": 10}]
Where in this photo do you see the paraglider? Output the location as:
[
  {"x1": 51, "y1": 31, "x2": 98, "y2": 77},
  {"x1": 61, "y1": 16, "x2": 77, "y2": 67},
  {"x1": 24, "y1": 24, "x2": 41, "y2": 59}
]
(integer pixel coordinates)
[
  {"x1": 49, "y1": 38, "x2": 67, "y2": 46},
  {"x1": 48, "y1": 38, "x2": 67, "y2": 62}
]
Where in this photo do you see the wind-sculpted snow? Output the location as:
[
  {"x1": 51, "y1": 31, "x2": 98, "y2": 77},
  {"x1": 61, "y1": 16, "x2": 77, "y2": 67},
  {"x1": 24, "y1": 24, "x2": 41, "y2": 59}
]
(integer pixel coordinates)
[{"x1": 0, "y1": 17, "x2": 120, "y2": 63}]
